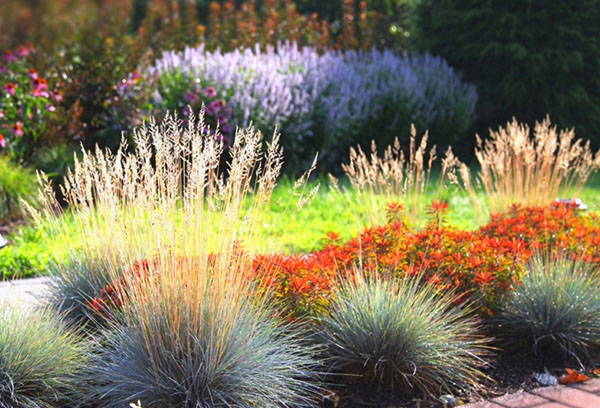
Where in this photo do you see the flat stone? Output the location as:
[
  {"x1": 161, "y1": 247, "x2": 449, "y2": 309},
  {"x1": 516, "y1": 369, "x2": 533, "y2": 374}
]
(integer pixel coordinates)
[
  {"x1": 491, "y1": 391, "x2": 549, "y2": 407},
  {"x1": 530, "y1": 383, "x2": 600, "y2": 408},
  {"x1": 464, "y1": 379, "x2": 600, "y2": 408},
  {"x1": 0, "y1": 277, "x2": 50, "y2": 307}
]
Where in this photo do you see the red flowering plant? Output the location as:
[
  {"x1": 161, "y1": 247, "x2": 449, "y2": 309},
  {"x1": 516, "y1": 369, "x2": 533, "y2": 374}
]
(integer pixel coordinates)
[
  {"x1": 88, "y1": 201, "x2": 600, "y2": 322},
  {"x1": 253, "y1": 201, "x2": 535, "y2": 319},
  {"x1": 86, "y1": 249, "x2": 248, "y2": 321},
  {"x1": 480, "y1": 201, "x2": 600, "y2": 264},
  {"x1": 0, "y1": 44, "x2": 61, "y2": 160},
  {"x1": 86, "y1": 259, "x2": 154, "y2": 320}
]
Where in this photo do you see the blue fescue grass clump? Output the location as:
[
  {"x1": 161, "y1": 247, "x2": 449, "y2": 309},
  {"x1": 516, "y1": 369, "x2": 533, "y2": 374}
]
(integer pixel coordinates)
[
  {"x1": 0, "y1": 305, "x2": 88, "y2": 407},
  {"x1": 84, "y1": 281, "x2": 321, "y2": 407},
  {"x1": 45, "y1": 256, "x2": 114, "y2": 327},
  {"x1": 496, "y1": 255, "x2": 600, "y2": 361},
  {"x1": 315, "y1": 275, "x2": 489, "y2": 396}
]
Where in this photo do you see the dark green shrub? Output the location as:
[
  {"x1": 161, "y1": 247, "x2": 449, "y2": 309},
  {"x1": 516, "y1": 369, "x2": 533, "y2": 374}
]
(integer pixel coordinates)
[
  {"x1": 315, "y1": 275, "x2": 489, "y2": 395},
  {"x1": 414, "y1": 0, "x2": 600, "y2": 147},
  {"x1": 0, "y1": 306, "x2": 88, "y2": 407},
  {"x1": 55, "y1": 13, "x2": 142, "y2": 152},
  {"x1": 33, "y1": 144, "x2": 81, "y2": 205},
  {"x1": 496, "y1": 256, "x2": 600, "y2": 361}
]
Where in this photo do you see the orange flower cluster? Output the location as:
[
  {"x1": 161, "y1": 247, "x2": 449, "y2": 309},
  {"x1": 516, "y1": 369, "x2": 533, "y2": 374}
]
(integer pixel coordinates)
[
  {"x1": 188, "y1": 0, "x2": 397, "y2": 52},
  {"x1": 253, "y1": 201, "x2": 600, "y2": 319},
  {"x1": 203, "y1": 0, "x2": 336, "y2": 52},
  {"x1": 481, "y1": 202, "x2": 600, "y2": 263},
  {"x1": 86, "y1": 259, "x2": 152, "y2": 319},
  {"x1": 254, "y1": 203, "x2": 521, "y2": 318},
  {"x1": 88, "y1": 202, "x2": 600, "y2": 321}
]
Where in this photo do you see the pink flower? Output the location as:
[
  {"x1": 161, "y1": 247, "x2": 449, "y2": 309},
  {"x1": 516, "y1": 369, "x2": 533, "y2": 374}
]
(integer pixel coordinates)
[
  {"x1": 31, "y1": 77, "x2": 48, "y2": 91},
  {"x1": 208, "y1": 100, "x2": 222, "y2": 113},
  {"x1": 47, "y1": 105, "x2": 56, "y2": 112},
  {"x1": 28, "y1": 68, "x2": 38, "y2": 79},
  {"x1": 3, "y1": 82, "x2": 16, "y2": 95},
  {"x1": 217, "y1": 114, "x2": 228, "y2": 124},
  {"x1": 3, "y1": 50, "x2": 16, "y2": 63},
  {"x1": 0, "y1": 65, "x2": 7, "y2": 74},
  {"x1": 11, "y1": 122, "x2": 23, "y2": 136},
  {"x1": 32, "y1": 89, "x2": 49, "y2": 98},
  {"x1": 222, "y1": 124, "x2": 232, "y2": 133},
  {"x1": 0, "y1": 111, "x2": 4, "y2": 118},
  {"x1": 204, "y1": 86, "x2": 217, "y2": 98},
  {"x1": 32, "y1": 78, "x2": 49, "y2": 98},
  {"x1": 52, "y1": 89, "x2": 62, "y2": 101},
  {"x1": 184, "y1": 92, "x2": 199, "y2": 104},
  {"x1": 0, "y1": 133, "x2": 5, "y2": 148},
  {"x1": 16, "y1": 45, "x2": 29, "y2": 57},
  {"x1": 206, "y1": 105, "x2": 215, "y2": 116}
]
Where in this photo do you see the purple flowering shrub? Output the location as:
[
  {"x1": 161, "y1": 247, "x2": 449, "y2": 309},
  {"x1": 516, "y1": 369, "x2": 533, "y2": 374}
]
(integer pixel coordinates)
[
  {"x1": 0, "y1": 45, "x2": 62, "y2": 160},
  {"x1": 146, "y1": 71, "x2": 234, "y2": 147},
  {"x1": 144, "y1": 43, "x2": 477, "y2": 171}
]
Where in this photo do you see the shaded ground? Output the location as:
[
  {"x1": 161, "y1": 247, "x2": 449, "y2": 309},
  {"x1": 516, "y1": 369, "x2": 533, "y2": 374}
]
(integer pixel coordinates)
[
  {"x1": 318, "y1": 350, "x2": 600, "y2": 407},
  {"x1": 0, "y1": 281, "x2": 599, "y2": 408}
]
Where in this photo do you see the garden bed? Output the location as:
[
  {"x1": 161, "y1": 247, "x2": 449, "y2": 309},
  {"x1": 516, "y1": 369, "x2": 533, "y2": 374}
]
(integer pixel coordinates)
[{"x1": 1, "y1": 3, "x2": 600, "y2": 404}]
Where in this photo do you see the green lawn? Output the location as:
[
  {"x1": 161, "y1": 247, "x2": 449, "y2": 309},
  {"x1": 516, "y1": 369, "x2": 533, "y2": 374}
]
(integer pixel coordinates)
[{"x1": 3, "y1": 173, "x2": 600, "y2": 279}]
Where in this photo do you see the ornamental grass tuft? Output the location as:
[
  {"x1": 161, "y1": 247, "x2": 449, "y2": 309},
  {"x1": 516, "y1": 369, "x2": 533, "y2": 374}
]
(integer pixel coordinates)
[
  {"x1": 0, "y1": 305, "x2": 88, "y2": 407},
  {"x1": 338, "y1": 125, "x2": 462, "y2": 226},
  {"x1": 315, "y1": 274, "x2": 489, "y2": 396},
  {"x1": 459, "y1": 117, "x2": 600, "y2": 215},
  {"x1": 496, "y1": 254, "x2": 600, "y2": 361},
  {"x1": 37, "y1": 111, "x2": 321, "y2": 407},
  {"x1": 85, "y1": 263, "x2": 320, "y2": 407},
  {"x1": 45, "y1": 256, "x2": 113, "y2": 327}
]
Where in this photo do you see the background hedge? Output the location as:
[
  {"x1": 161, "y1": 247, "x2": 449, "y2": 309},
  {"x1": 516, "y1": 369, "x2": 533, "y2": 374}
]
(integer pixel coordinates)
[{"x1": 414, "y1": 0, "x2": 600, "y2": 147}]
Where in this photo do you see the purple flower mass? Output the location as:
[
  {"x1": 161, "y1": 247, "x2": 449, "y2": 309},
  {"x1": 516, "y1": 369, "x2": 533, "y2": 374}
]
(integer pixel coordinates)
[{"x1": 148, "y1": 43, "x2": 477, "y2": 163}]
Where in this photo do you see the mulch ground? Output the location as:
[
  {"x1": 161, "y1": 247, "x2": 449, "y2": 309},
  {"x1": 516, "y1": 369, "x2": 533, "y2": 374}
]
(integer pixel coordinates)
[{"x1": 319, "y1": 352, "x2": 600, "y2": 407}]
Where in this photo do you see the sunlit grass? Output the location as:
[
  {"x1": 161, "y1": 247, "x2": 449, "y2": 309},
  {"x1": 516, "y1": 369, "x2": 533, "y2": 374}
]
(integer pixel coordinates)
[{"x1": 6, "y1": 170, "x2": 600, "y2": 277}]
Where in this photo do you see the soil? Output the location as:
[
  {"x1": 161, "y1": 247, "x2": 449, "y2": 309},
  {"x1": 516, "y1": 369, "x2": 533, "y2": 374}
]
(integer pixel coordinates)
[{"x1": 0, "y1": 218, "x2": 28, "y2": 239}]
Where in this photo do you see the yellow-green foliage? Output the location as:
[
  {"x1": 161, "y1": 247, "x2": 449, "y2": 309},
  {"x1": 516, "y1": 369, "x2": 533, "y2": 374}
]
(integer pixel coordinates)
[{"x1": 0, "y1": 156, "x2": 38, "y2": 221}]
